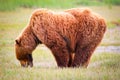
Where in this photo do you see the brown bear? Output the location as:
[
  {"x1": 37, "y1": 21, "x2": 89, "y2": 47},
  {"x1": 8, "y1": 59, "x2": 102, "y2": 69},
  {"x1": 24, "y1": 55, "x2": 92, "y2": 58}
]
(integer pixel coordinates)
[{"x1": 15, "y1": 8, "x2": 106, "y2": 68}]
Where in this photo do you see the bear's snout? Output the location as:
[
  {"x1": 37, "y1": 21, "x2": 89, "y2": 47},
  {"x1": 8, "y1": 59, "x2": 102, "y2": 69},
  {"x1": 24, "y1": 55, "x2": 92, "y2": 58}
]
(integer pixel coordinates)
[{"x1": 20, "y1": 60, "x2": 33, "y2": 67}]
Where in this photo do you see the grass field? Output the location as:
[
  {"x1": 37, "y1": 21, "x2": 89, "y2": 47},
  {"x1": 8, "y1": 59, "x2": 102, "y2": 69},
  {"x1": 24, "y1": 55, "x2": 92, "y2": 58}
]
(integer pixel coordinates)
[
  {"x1": 0, "y1": 0, "x2": 120, "y2": 11},
  {"x1": 0, "y1": 6, "x2": 120, "y2": 80}
]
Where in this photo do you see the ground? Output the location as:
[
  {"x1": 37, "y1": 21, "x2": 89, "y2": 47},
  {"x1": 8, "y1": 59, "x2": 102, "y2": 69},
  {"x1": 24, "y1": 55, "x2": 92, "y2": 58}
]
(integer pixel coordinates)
[{"x1": 0, "y1": 6, "x2": 120, "y2": 80}]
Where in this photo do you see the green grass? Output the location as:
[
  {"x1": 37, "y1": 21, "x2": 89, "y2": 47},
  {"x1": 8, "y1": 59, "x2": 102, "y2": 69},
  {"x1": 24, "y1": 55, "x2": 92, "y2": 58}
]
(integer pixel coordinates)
[
  {"x1": 0, "y1": 6, "x2": 120, "y2": 80},
  {"x1": 0, "y1": 46, "x2": 120, "y2": 80},
  {"x1": 0, "y1": 0, "x2": 75, "y2": 11},
  {"x1": 0, "y1": 0, "x2": 120, "y2": 11}
]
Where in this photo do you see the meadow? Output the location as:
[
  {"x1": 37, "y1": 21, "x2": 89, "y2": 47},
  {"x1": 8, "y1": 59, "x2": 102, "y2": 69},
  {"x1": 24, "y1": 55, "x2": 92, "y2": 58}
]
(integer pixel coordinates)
[
  {"x1": 0, "y1": 0, "x2": 120, "y2": 11},
  {"x1": 0, "y1": 4, "x2": 120, "y2": 80}
]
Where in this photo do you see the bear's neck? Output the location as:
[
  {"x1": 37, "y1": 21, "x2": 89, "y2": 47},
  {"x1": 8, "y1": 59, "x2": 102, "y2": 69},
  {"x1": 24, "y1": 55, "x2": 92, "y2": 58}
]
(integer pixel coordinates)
[
  {"x1": 21, "y1": 26, "x2": 40, "y2": 50},
  {"x1": 31, "y1": 30, "x2": 40, "y2": 45}
]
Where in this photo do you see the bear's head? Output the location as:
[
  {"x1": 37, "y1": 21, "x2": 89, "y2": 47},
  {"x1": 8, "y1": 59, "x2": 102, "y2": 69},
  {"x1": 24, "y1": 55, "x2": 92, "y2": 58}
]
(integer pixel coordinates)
[{"x1": 15, "y1": 39, "x2": 33, "y2": 67}]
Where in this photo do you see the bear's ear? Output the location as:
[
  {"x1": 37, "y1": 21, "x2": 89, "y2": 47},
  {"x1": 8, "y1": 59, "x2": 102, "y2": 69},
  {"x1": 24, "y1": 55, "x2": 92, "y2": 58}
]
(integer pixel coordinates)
[{"x1": 15, "y1": 39, "x2": 21, "y2": 45}]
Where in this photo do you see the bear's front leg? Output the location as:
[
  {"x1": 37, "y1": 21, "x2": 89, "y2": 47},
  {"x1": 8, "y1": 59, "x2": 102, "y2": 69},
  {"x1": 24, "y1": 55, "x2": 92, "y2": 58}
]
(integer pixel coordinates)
[
  {"x1": 51, "y1": 46, "x2": 69, "y2": 67},
  {"x1": 34, "y1": 24, "x2": 70, "y2": 67},
  {"x1": 44, "y1": 30, "x2": 70, "y2": 67},
  {"x1": 47, "y1": 35, "x2": 70, "y2": 67}
]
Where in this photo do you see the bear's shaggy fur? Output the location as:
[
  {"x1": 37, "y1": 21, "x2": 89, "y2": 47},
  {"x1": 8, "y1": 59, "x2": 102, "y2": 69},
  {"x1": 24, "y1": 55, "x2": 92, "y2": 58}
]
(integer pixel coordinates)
[{"x1": 15, "y1": 8, "x2": 106, "y2": 67}]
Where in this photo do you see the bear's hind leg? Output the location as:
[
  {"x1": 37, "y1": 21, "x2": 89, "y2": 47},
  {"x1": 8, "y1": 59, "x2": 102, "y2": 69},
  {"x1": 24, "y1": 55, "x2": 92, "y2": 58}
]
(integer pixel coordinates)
[{"x1": 72, "y1": 42, "x2": 98, "y2": 68}]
